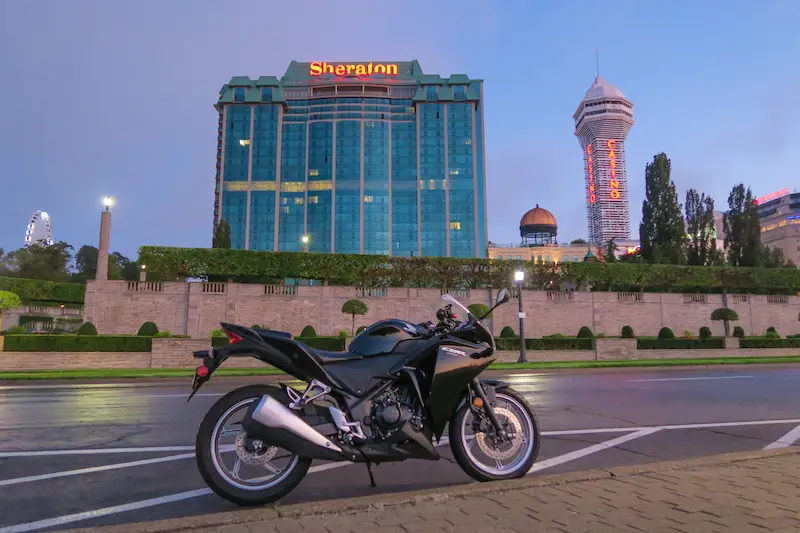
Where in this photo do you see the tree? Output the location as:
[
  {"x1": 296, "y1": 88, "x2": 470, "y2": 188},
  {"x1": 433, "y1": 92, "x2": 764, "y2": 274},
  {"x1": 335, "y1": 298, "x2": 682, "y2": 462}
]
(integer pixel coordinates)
[
  {"x1": 0, "y1": 291, "x2": 23, "y2": 332},
  {"x1": 5, "y1": 241, "x2": 73, "y2": 281},
  {"x1": 570, "y1": 239, "x2": 587, "y2": 245},
  {"x1": 723, "y1": 184, "x2": 762, "y2": 267},
  {"x1": 74, "y1": 246, "x2": 136, "y2": 281},
  {"x1": 213, "y1": 219, "x2": 232, "y2": 249},
  {"x1": 711, "y1": 308, "x2": 739, "y2": 337},
  {"x1": 684, "y1": 189, "x2": 718, "y2": 266},
  {"x1": 639, "y1": 153, "x2": 686, "y2": 264},
  {"x1": 761, "y1": 245, "x2": 786, "y2": 268},
  {"x1": 341, "y1": 299, "x2": 368, "y2": 335}
]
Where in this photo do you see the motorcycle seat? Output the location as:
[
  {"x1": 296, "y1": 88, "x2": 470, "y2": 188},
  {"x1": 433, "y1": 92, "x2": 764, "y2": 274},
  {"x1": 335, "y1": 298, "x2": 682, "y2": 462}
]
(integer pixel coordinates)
[{"x1": 307, "y1": 348, "x2": 363, "y2": 365}]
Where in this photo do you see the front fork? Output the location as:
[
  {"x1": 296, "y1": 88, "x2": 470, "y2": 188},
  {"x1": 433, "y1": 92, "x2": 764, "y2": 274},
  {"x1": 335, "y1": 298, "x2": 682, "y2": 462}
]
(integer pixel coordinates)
[{"x1": 469, "y1": 378, "x2": 508, "y2": 441}]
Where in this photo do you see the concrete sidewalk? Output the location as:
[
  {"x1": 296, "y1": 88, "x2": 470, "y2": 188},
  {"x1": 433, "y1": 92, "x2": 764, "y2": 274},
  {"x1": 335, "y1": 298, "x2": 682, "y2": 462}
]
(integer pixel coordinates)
[{"x1": 65, "y1": 448, "x2": 800, "y2": 533}]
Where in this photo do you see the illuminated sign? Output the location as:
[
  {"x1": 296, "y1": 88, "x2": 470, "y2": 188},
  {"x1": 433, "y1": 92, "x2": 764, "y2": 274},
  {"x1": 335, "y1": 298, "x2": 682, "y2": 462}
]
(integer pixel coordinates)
[
  {"x1": 309, "y1": 62, "x2": 399, "y2": 77},
  {"x1": 586, "y1": 144, "x2": 596, "y2": 204},
  {"x1": 754, "y1": 188, "x2": 789, "y2": 205},
  {"x1": 607, "y1": 140, "x2": 620, "y2": 200}
]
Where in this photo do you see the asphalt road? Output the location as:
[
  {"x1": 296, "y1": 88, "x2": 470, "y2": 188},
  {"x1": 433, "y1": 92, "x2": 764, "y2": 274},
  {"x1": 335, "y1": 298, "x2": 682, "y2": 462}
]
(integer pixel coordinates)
[{"x1": 1, "y1": 365, "x2": 800, "y2": 533}]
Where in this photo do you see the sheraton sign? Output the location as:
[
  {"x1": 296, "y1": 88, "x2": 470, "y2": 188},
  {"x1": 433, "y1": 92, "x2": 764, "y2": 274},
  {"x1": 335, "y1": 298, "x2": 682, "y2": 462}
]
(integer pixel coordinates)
[{"x1": 309, "y1": 62, "x2": 399, "y2": 77}]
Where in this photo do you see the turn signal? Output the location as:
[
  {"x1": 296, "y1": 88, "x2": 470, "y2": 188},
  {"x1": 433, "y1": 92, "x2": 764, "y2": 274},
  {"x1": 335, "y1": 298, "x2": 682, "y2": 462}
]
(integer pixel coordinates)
[
  {"x1": 473, "y1": 397, "x2": 484, "y2": 409},
  {"x1": 196, "y1": 365, "x2": 209, "y2": 378}
]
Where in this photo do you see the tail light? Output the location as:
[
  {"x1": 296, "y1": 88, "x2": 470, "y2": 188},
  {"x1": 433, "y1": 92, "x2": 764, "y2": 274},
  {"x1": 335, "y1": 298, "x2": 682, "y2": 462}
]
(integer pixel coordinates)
[
  {"x1": 225, "y1": 330, "x2": 243, "y2": 344},
  {"x1": 196, "y1": 364, "x2": 209, "y2": 377}
]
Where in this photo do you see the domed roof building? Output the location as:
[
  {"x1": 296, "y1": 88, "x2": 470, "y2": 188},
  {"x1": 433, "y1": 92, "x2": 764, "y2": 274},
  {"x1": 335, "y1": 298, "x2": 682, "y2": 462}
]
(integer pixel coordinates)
[{"x1": 519, "y1": 205, "x2": 558, "y2": 247}]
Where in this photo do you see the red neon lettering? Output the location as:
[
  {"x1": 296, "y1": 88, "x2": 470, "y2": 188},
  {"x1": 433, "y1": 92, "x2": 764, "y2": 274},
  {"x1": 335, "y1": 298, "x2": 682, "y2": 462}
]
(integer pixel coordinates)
[
  {"x1": 607, "y1": 140, "x2": 616, "y2": 149},
  {"x1": 610, "y1": 190, "x2": 620, "y2": 199},
  {"x1": 309, "y1": 62, "x2": 399, "y2": 77},
  {"x1": 586, "y1": 144, "x2": 596, "y2": 204},
  {"x1": 754, "y1": 188, "x2": 789, "y2": 205}
]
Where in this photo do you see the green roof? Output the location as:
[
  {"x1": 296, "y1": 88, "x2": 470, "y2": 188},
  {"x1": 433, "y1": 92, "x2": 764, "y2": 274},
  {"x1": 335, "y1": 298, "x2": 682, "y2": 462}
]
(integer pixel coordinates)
[{"x1": 217, "y1": 60, "x2": 483, "y2": 107}]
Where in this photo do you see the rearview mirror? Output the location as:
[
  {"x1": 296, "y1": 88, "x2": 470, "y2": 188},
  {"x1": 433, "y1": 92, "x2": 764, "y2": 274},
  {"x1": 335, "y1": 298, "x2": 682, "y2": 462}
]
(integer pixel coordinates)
[{"x1": 496, "y1": 288, "x2": 510, "y2": 305}]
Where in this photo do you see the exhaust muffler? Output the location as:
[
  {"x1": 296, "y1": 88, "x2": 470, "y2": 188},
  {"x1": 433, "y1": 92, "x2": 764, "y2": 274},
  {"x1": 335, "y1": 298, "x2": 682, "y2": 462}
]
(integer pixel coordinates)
[{"x1": 241, "y1": 395, "x2": 352, "y2": 461}]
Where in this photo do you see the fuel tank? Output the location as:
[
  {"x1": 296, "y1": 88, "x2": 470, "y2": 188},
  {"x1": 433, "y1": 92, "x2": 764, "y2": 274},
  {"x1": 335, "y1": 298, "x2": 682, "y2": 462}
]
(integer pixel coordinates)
[{"x1": 347, "y1": 319, "x2": 425, "y2": 357}]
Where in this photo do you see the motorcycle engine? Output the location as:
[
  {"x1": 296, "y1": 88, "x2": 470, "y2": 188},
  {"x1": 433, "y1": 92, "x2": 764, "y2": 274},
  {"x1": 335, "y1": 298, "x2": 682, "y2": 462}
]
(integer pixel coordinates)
[{"x1": 368, "y1": 387, "x2": 422, "y2": 441}]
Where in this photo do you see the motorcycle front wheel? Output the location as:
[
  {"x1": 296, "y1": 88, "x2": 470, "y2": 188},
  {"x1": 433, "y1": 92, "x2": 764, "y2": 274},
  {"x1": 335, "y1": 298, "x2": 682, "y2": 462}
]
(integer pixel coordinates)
[
  {"x1": 195, "y1": 384, "x2": 312, "y2": 506},
  {"x1": 449, "y1": 386, "x2": 541, "y2": 482}
]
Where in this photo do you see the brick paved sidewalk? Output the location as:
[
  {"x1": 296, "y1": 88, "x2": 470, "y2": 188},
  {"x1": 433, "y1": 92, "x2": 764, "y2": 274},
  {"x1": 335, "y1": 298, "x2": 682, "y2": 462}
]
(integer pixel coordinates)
[{"x1": 68, "y1": 448, "x2": 800, "y2": 533}]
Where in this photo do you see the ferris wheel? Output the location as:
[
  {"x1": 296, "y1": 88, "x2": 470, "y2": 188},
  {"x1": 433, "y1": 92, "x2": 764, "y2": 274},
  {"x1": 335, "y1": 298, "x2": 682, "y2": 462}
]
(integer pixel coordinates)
[{"x1": 24, "y1": 211, "x2": 54, "y2": 247}]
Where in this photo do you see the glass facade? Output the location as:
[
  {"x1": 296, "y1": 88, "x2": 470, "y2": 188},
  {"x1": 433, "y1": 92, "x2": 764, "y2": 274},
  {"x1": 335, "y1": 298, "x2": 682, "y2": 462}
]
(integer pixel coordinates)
[{"x1": 213, "y1": 61, "x2": 487, "y2": 258}]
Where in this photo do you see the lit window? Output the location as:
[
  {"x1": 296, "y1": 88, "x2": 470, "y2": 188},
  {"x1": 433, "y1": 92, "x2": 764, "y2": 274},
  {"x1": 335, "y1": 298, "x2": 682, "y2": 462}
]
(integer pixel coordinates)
[
  {"x1": 239, "y1": 139, "x2": 251, "y2": 147},
  {"x1": 309, "y1": 169, "x2": 319, "y2": 177},
  {"x1": 464, "y1": 139, "x2": 472, "y2": 145},
  {"x1": 280, "y1": 182, "x2": 305, "y2": 192},
  {"x1": 282, "y1": 206, "x2": 290, "y2": 214},
  {"x1": 308, "y1": 196, "x2": 319, "y2": 204},
  {"x1": 364, "y1": 196, "x2": 374, "y2": 203},
  {"x1": 450, "y1": 221, "x2": 461, "y2": 230},
  {"x1": 450, "y1": 169, "x2": 459, "y2": 176},
  {"x1": 294, "y1": 197, "x2": 304, "y2": 205}
]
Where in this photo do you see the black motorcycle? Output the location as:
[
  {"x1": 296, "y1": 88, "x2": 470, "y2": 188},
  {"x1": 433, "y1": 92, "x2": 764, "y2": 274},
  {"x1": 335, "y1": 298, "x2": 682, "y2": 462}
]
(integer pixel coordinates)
[{"x1": 188, "y1": 289, "x2": 541, "y2": 506}]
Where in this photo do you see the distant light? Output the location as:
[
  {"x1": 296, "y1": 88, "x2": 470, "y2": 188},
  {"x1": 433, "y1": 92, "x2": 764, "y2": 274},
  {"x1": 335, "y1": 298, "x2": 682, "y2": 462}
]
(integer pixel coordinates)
[
  {"x1": 514, "y1": 270, "x2": 525, "y2": 282},
  {"x1": 141, "y1": 264, "x2": 147, "y2": 270},
  {"x1": 301, "y1": 235, "x2": 309, "y2": 244},
  {"x1": 102, "y1": 196, "x2": 115, "y2": 209},
  {"x1": 239, "y1": 139, "x2": 251, "y2": 147}
]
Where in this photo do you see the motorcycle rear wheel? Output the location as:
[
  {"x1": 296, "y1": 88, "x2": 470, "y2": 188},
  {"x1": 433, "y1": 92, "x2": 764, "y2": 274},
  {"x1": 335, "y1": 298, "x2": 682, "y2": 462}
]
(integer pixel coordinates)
[
  {"x1": 449, "y1": 386, "x2": 541, "y2": 482},
  {"x1": 195, "y1": 384, "x2": 312, "y2": 506}
]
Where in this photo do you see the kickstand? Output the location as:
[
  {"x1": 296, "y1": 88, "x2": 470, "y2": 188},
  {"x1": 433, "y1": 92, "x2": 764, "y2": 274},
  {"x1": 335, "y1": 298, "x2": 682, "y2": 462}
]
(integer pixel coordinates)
[{"x1": 365, "y1": 461, "x2": 377, "y2": 488}]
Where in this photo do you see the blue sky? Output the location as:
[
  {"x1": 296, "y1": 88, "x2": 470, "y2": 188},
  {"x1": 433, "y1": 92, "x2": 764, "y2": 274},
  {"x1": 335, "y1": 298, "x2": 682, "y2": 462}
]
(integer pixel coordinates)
[{"x1": 1, "y1": 0, "x2": 797, "y2": 259}]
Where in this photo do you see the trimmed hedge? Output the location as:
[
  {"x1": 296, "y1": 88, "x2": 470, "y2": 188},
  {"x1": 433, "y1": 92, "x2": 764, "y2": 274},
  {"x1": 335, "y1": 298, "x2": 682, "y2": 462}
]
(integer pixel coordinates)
[
  {"x1": 740, "y1": 337, "x2": 800, "y2": 349},
  {"x1": 3, "y1": 335, "x2": 152, "y2": 352},
  {"x1": 212, "y1": 335, "x2": 346, "y2": 351},
  {"x1": 137, "y1": 246, "x2": 800, "y2": 293},
  {"x1": 637, "y1": 338, "x2": 725, "y2": 350},
  {"x1": 0, "y1": 276, "x2": 85, "y2": 304},
  {"x1": 495, "y1": 337, "x2": 594, "y2": 351}
]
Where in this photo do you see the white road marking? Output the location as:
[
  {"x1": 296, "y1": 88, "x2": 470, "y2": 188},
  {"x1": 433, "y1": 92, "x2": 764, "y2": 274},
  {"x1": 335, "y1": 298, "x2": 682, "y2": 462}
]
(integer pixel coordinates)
[
  {"x1": 0, "y1": 446, "x2": 195, "y2": 458},
  {"x1": 627, "y1": 376, "x2": 753, "y2": 383},
  {"x1": 763, "y1": 423, "x2": 800, "y2": 450},
  {"x1": 0, "y1": 453, "x2": 195, "y2": 487},
  {"x1": 5, "y1": 418, "x2": 800, "y2": 457},
  {"x1": 528, "y1": 428, "x2": 661, "y2": 473},
  {"x1": 0, "y1": 393, "x2": 224, "y2": 401},
  {"x1": 0, "y1": 489, "x2": 214, "y2": 533}
]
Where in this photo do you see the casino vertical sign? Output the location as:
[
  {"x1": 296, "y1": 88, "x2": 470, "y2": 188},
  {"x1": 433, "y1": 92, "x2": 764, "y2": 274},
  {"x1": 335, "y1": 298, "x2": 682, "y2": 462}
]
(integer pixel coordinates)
[
  {"x1": 607, "y1": 140, "x2": 620, "y2": 200},
  {"x1": 586, "y1": 144, "x2": 596, "y2": 205}
]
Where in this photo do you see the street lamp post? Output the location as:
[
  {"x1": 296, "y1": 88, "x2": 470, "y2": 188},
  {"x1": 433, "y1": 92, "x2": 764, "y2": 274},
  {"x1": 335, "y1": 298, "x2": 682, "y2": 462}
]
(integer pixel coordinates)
[
  {"x1": 96, "y1": 196, "x2": 115, "y2": 281},
  {"x1": 515, "y1": 270, "x2": 527, "y2": 363},
  {"x1": 301, "y1": 235, "x2": 309, "y2": 253}
]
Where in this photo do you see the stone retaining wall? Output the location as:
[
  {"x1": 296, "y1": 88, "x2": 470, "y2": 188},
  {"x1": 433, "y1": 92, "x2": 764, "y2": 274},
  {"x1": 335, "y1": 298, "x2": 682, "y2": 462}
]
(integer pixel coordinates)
[{"x1": 1, "y1": 338, "x2": 798, "y2": 372}]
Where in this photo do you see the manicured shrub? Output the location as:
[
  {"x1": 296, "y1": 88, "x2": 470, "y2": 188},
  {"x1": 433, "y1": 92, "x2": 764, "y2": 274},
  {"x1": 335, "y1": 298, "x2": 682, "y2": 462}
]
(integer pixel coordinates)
[
  {"x1": 300, "y1": 325, "x2": 317, "y2": 337},
  {"x1": 766, "y1": 326, "x2": 777, "y2": 333},
  {"x1": 251, "y1": 324, "x2": 263, "y2": 329},
  {"x1": 76, "y1": 322, "x2": 98, "y2": 336},
  {"x1": 637, "y1": 338, "x2": 724, "y2": 349},
  {"x1": 657, "y1": 327, "x2": 675, "y2": 340},
  {"x1": 154, "y1": 331, "x2": 173, "y2": 338},
  {"x1": 576, "y1": 326, "x2": 594, "y2": 338},
  {"x1": 699, "y1": 327, "x2": 712, "y2": 339},
  {"x1": 499, "y1": 326, "x2": 516, "y2": 338},
  {"x1": 547, "y1": 333, "x2": 565, "y2": 339},
  {"x1": 3, "y1": 334, "x2": 152, "y2": 352},
  {"x1": 137, "y1": 321, "x2": 159, "y2": 336},
  {"x1": 356, "y1": 325, "x2": 367, "y2": 335},
  {"x1": 733, "y1": 326, "x2": 745, "y2": 338},
  {"x1": 467, "y1": 303, "x2": 491, "y2": 319},
  {"x1": 338, "y1": 330, "x2": 348, "y2": 338},
  {"x1": 765, "y1": 331, "x2": 780, "y2": 339},
  {"x1": 621, "y1": 325, "x2": 634, "y2": 338}
]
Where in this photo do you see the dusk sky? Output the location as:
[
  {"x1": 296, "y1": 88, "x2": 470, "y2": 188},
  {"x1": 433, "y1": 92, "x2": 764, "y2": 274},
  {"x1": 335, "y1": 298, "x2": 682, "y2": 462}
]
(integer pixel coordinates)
[{"x1": 1, "y1": 0, "x2": 797, "y2": 260}]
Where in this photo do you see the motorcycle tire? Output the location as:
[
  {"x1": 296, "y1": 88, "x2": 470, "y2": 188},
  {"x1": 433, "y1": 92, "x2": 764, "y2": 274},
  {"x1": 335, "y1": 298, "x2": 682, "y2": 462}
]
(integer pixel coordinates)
[
  {"x1": 449, "y1": 386, "x2": 541, "y2": 482},
  {"x1": 195, "y1": 384, "x2": 312, "y2": 506}
]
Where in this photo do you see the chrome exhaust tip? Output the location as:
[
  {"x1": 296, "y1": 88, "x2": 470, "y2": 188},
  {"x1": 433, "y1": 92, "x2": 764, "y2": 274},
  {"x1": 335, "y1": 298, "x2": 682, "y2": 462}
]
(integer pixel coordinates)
[{"x1": 243, "y1": 395, "x2": 343, "y2": 453}]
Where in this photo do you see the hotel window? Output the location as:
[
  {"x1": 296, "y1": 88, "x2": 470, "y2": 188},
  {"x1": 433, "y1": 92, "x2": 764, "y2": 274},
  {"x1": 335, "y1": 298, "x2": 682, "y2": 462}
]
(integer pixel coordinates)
[
  {"x1": 261, "y1": 88, "x2": 273, "y2": 101},
  {"x1": 573, "y1": 256, "x2": 579, "y2": 262},
  {"x1": 449, "y1": 221, "x2": 461, "y2": 230},
  {"x1": 234, "y1": 88, "x2": 245, "y2": 102},
  {"x1": 563, "y1": 255, "x2": 569, "y2": 262}
]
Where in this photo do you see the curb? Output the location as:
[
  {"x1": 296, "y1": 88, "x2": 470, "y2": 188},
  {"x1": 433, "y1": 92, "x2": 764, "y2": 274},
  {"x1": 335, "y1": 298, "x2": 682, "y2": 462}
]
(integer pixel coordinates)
[{"x1": 60, "y1": 447, "x2": 800, "y2": 533}]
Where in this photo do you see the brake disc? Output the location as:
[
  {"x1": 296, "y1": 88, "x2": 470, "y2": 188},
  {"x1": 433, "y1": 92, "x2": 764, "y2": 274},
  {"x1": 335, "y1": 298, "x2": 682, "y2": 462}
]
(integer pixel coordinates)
[
  {"x1": 474, "y1": 407, "x2": 524, "y2": 461},
  {"x1": 234, "y1": 431, "x2": 278, "y2": 466}
]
